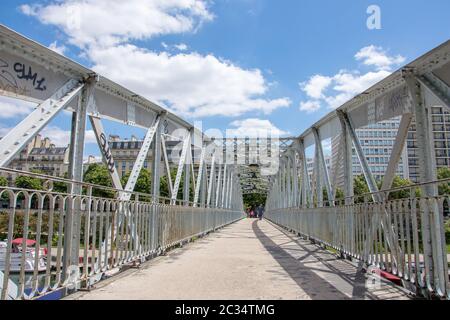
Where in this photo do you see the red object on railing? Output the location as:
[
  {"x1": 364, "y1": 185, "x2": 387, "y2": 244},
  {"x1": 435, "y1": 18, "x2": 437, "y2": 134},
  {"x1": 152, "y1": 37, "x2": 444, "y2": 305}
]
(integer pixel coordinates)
[
  {"x1": 372, "y1": 268, "x2": 402, "y2": 286},
  {"x1": 12, "y1": 238, "x2": 36, "y2": 246}
]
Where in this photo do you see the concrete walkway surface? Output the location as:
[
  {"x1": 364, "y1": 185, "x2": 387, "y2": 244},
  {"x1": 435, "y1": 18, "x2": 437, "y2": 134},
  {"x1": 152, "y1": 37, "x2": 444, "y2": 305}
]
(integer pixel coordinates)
[{"x1": 67, "y1": 219, "x2": 410, "y2": 300}]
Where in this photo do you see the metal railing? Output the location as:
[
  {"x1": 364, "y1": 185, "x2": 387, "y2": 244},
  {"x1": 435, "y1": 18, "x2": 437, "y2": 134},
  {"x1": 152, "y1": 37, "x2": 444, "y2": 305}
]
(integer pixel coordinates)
[
  {"x1": 266, "y1": 179, "x2": 450, "y2": 299},
  {"x1": 0, "y1": 168, "x2": 243, "y2": 300}
]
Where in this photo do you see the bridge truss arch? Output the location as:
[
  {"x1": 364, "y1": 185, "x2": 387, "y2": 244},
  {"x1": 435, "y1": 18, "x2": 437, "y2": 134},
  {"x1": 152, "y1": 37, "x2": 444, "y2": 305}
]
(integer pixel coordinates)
[{"x1": 266, "y1": 40, "x2": 450, "y2": 299}]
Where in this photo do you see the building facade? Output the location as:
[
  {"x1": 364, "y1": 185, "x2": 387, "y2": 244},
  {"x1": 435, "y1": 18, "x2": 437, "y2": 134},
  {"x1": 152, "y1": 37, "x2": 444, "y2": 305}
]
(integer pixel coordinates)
[
  {"x1": 4, "y1": 134, "x2": 70, "y2": 177},
  {"x1": 109, "y1": 135, "x2": 200, "y2": 178},
  {"x1": 1, "y1": 134, "x2": 99, "y2": 180},
  {"x1": 331, "y1": 108, "x2": 450, "y2": 188},
  {"x1": 331, "y1": 117, "x2": 409, "y2": 188},
  {"x1": 407, "y1": 106, "x2": 450, "y2": 182}
]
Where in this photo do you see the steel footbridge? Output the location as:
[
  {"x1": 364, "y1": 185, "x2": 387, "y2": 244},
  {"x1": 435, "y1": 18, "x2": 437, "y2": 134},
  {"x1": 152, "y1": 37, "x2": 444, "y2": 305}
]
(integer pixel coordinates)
[{"x1": 0, "y1": 25, "x2": 449, "y2": 300}]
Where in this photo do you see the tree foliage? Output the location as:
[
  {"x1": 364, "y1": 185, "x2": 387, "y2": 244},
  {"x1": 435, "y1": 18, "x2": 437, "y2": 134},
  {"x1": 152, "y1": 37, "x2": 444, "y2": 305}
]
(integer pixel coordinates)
[
  {"x1": 15, "y1": 175, "x2": 43, "y2": 191},
  {"x1": 243, "y1": 193, "x2": 266, "y2": 210},
  {"x1": 83, "y1": 164, "x2": 115, "y2": 198},
  {"x1": 0, "y1": 176, "x2": 8, "y2": 187},
  {"x1": 438, "y1": 167, "x2": 450, "y2": 195},
  {"x1": 160, "y1": 168, "x2": 194, "y2": 202},
  {"x1": 52, "y1": 172, "x2": 68, "y2": 194},
  {"x1": 121, "y1": 169, "x2": 151, "y2": 194}
]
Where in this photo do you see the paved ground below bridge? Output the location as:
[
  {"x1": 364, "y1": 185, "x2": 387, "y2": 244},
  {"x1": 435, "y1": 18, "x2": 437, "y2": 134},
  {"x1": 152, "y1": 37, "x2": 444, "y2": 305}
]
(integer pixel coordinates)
[{"x1": 67, "y1": 219, "x2": 410, "y2": 300}]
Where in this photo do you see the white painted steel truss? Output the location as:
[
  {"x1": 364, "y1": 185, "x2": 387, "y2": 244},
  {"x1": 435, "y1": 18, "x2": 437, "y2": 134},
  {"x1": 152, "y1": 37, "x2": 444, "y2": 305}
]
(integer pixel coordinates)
[
  {"x1": 0, "y1": 25, "x2": 245, "y2": 296},
  {"x1": 266, "y1": 39, "x2": 450, "y2": 299}
]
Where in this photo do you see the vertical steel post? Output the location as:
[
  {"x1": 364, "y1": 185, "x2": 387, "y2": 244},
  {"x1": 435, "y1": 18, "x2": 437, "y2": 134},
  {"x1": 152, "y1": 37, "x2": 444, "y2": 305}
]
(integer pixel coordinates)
[
  {"x1": 286, "y1": 156, "x2": 292, "y2": 207},
  {"x1": 184, "y1": 129, "x2": 194, "y2": 206},
  {"x1": 313, "y1": 127, "x2": 333, "y2": 206},
  {"x1": 64, "y1": 76, "x2": 96, "y2": 281},
  {"x1": 215, "y1": 164, "x2": 223, "y2": 208},
  {"x1": 151, "y1": 113, "x2": 164, "y2": 250},
  {"x1": 406, "y1": 74, "x2": 448, "y2": 295},
  {"x1": 338, "y1": 116, "x2": 354, "y2": 204},
  {"x1": 221, "y1": 165, "x2": 228, "y2": 208}
]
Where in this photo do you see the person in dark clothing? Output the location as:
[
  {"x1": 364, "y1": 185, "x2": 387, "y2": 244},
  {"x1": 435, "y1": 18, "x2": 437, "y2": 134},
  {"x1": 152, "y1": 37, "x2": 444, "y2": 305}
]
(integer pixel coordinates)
[{"x1": 256, "y1": 204, "x2": 264, "y2": 220}]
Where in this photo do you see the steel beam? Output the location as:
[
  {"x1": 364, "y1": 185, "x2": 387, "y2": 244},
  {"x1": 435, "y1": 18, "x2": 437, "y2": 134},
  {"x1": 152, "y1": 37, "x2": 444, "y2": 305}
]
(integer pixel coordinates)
[
  {"x1": 122, "y1": 116, "x2": 161, "y2": 200},
  {"x1": 406, "y1": 74, "x2": 448, "y2": 295},
  {"x1": 313, "y1": 127, "x2": 333, "y2": 206},
  {"x1": 417, "y1": 74, "x2": 450, "y2": 110},
  {"x1": 193, "y1": 143, "x2": 206, "y2": 207},
  {"x1": 161, "y1": 134, "x2": 173, "y2": 197},
  {"x1": 337, "y1": 114, "x2": 354, "y2": 203},
  {"x1": 89, "y1": 116, "x2": 123, "y2": 190},
  {"x1": 221, "y1": 165, "x2": 228, "y2": 208},
  {"x1": 172, "y1": 132, "x2": 191, "y2": 204},
  {"x1": 64, "y1": 77, "x2": 96, "y2": 281},
  {"x1": 151, "y1": 115, "x2": 164, "y2": 200},
  {"x1": 206, "y1": 154, "x2": 216, "y2": 207},
  {"x1": 337, "y1": 111, "x2": 378, "y2": 197},
  {"x1": 296, "y1": 139, "x2": 312, "y2": 208},
  {"x1": 184, "y1": 129, "x2": 194, "y2": 206},
  {"x1": 381, "y1": 113, "x2": 413, "y2": 191},
  {"x1": 0, "y1": 79, "x2": 83, "y2": 167},
  {"x1": 215, "y1": 164, "x2": 223, "y2": 208},
  {"x1": 150, "y1": 114, "x2": 164, "y2": 250},
  {"x1": 291, "y1": 151, "x2": 299, "y2": 207}
]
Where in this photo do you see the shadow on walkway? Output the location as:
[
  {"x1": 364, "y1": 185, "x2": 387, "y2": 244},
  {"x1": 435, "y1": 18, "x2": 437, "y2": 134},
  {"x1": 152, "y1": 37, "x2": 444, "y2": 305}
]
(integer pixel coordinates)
[
  {"x1": 252, "y1": 220, "x2": 364, "y2": 300},
  {"x1": 273, "y1": 226, "x2": 372, "y2": 300}
]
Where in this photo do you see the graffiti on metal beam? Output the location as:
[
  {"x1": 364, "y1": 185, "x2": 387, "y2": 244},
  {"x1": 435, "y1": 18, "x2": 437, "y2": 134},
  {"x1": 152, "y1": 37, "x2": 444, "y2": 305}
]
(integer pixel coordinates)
[
  {"x1": 0, "y1": 58, "x2": 30, "y2": 96},
  {"x1": 100, "y1": 132, "x2": 115, "y2": 173},
  {"x1": 13, "y1": 62, "x2": 47, "y2": 91}
]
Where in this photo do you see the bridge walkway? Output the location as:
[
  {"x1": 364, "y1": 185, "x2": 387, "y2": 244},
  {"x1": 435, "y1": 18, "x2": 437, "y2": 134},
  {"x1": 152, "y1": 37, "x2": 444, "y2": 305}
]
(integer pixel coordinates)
[{"x1": 67, "y1": 219, "x2": 410, "y2": 300}]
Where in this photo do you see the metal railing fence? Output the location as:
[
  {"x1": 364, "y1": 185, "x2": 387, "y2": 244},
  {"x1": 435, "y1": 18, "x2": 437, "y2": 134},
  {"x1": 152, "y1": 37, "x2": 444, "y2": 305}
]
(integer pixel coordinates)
[
  {"x1": 266, "y1": 179, "x2": 450, "y2": 299},
  {"x1": 0, "y1": 168, "x2": 243, "y2": 300}
]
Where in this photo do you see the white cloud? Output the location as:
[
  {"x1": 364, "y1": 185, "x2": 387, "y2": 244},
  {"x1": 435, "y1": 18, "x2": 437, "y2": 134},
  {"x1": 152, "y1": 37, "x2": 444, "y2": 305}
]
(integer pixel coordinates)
[
  {"x1": 299, "y1": 45, "x2": 405, "y2": 113},
  {"x1": 162, "y1": 42, "x2": 188, "y2": 51},
  {"x1": 321, "y1": 139, "x2": 332, "y2": 155},
  {"x1": 40, "y1": 126, "x2": 97, "y2": 146},
  {"x1": 355, "y1": 45, "x2": 405, "y2": 71},
  {"x1": 300, "y1": 75, "x2": 332, "y2": 99},
  {"x1": 20, "y1": 0, "x2": 290, "y2": 118},
  {"x1": 48, "y1": 41, "x2": 67, "y2": 55},
  {"x1": 0, "y1": 97, "x2": 36, "y2": 119},
  {"x1": 20, "y1": 0, "x2": 214, "y2": 48},
  {"x1": 299, "y1": 100, "x2": 321, "y2": 114},
  {"x1": 0, "y1": 123, "x2": 96, "y2": 146},
  {"x1": 227, "y1": 118, "x2": 289, "y2": 138},
  {"x1": 84, "y1": 155, "x2": 102, "y2": 163},
  {"x1": 174, "y1": 43, "x2": 188, "y2": 51},
  {"x1": 89, "y1": 44, "x2": 291, "y2": 117}
]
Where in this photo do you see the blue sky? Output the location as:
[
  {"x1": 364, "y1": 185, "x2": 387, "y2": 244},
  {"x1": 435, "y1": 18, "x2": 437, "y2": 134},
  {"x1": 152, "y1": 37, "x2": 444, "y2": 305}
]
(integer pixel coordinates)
[{"x1": 0, "y1": 0, "x2": 449, "y2": 158}]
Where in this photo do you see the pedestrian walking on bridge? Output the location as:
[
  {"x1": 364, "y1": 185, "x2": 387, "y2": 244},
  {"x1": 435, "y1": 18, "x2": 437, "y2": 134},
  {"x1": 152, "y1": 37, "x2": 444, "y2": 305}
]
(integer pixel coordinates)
[{"x1": 256, "y1": 204, "x2": 264, "y2": 220}]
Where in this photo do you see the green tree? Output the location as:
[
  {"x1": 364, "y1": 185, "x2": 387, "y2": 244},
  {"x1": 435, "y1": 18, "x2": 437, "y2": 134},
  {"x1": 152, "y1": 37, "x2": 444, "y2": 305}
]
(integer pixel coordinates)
[
  {"x1": 52, "y1": 172, "x2": 68, "y2": 194},
  {"x1": 160, "y1": 168, "x2": 194, "y2": 202},
  {"x1": 15, "y1": 175, "x2": 43, "y2": 190},
  {"x1": 121, "y1": 169, "x2": 151, "y2": 201},
  {"x1": 389, "y1": 176, "x2": 414, "y2": 199},
  {"x1": 243, "y1": 193, "x2": 266, "y2": 210},
  {"x1": 377, "y1": 175, "x2": 414, "y2": 200},
  {"x1": 0, "y1": 176, "x2": 8, "y2": 187},
  {"x1": 0, "y1": 176, "x2": 10, "y2": 205},
  {"x1": 437, "y1": 167, "x2": 450, "y2": 195},
  {"x1": 353, "y1": 175, "x2": 369, "y2": 203},
  {"x1": 334, "y1": 188, "x2": 345, "y2": 203},
  {"x1": 121, "y1": 169, "x2": 151, "y2": 193},
  {"x1": 83, "y1": 164, "x2": 115, "y2": 198}
]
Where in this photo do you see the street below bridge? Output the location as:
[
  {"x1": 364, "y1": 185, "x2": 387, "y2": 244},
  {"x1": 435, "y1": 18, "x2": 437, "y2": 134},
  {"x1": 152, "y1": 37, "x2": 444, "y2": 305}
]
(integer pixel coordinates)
[{"x1": 67, "y1": 219, "x2": 410, "y2": 300}]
